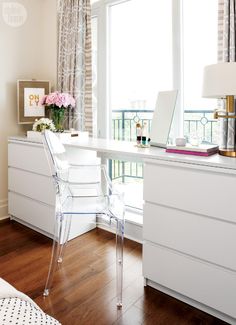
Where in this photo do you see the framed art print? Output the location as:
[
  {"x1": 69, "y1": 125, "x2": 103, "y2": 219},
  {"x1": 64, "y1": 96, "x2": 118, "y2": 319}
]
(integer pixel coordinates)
[{"x1": 17, "y1": 80, "x2": 50, "y2": 124}]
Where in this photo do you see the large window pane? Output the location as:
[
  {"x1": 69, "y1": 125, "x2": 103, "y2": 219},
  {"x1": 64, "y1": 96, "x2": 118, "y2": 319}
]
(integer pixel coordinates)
[
  {"x1": 110, "y1": 0, "x2": 173, "y2": 114},
  {"x1": 183, "y1": 0, "x2": 218, "y2": 111},
  {"x1": 183, "y1": 0, "x2": 218, "y2": 143},
  {"x1": 109, "y1": 0, "x2": 173, "y2": 210}
]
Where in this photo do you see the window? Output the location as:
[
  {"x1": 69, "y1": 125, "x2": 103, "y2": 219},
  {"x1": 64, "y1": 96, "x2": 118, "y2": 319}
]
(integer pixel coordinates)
[{"x1": 92, "y1": 0, "x2": 218, "y2": 215}]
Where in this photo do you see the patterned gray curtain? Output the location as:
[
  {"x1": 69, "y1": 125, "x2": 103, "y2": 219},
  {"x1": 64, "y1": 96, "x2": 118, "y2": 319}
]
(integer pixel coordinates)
[
  {"x1": 57, "y1": 0, "x2": 92, "y2": 134},
  {"x1": 218, "y1": 0, "x2": 236, "y2": 149}
]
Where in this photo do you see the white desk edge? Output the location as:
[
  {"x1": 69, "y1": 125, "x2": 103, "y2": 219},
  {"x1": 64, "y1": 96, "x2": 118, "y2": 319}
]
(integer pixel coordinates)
[{"x1": 8, "y1": 135, "x2": 236, "y2": 172}]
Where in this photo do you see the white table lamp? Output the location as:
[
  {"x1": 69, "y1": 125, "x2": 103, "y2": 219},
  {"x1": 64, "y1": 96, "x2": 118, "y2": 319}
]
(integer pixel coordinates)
[{"x1": 202, "y1": 62, "x2": 236, "y2": 157}]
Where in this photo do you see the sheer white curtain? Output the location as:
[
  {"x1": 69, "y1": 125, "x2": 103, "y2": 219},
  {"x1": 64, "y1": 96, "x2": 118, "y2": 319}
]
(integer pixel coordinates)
[{"x1": 57, "y1": 0, "x2": 93, "y2": 134}]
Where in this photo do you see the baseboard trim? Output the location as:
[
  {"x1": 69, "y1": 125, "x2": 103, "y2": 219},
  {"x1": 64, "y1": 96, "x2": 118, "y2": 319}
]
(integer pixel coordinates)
[
  {"x1": 0, "y1": 199, "x2": 8, "y2": 220},
  {"x1": 0, "y1": 215, "x2": 10, "y2": 221},
  {"x1": 98, "y1": 219, "x2": 143, "y2": 244}
]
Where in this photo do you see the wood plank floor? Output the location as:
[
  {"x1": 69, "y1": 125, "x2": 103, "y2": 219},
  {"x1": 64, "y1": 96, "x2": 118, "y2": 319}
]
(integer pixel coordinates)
[{"x1": 0, "y1": 220, "x2": 228, "y2": 325}]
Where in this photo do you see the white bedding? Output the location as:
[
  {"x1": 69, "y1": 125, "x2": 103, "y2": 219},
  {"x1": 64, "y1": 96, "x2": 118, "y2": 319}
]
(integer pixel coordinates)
[{"x1": 0, "y1": 278, "x2": 61, "y2": 325}]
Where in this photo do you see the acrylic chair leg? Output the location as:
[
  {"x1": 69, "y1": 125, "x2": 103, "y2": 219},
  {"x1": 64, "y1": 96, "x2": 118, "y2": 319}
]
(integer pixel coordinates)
[
  {"x1": 116, "y1": 218, "x2": 124, "y2": 308},
  {"x1": 57, "y1": 214, "x2": 72, "y2": 263},
  {"x1": 43, "y1": 212, "x2": 64, "y2": 296}
]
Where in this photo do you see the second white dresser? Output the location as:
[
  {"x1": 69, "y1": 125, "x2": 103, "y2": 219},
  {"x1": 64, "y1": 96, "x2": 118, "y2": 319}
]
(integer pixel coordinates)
[{"x1": 8, "y1": 136, "x2": 98, "y2": 240}]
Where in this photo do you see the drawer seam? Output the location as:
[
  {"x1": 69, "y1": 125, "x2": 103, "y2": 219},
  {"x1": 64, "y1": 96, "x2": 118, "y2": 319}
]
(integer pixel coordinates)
[
  {"x1": 144, "y1": 200, "x2": 236, "y2": 225},
  {"x1": 8, "y1": 166, "x2": 51, "y2": 178},
  {"x1": 8, "y1": 191, "x2": 54, "y2": 208},
  {"x1": 143, "y1": 240, "x2": 236, "y2": 274}
]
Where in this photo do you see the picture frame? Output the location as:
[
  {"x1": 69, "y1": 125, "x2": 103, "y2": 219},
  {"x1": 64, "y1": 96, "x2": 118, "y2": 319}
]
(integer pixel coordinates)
[{"x1": 17, "y1": 80, "x2": 51, "y2": 124}]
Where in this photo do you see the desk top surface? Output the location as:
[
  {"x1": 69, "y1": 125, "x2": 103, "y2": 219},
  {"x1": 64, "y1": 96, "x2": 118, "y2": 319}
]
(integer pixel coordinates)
[{"x1": 9, "y1": 135, "x2": 236, "y2": 172}]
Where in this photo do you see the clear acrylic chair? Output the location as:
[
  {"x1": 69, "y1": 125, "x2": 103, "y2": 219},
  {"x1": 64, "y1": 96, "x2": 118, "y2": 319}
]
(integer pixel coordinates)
[{"x1": 42, "y1": 130, "x2": 125, "y2": 307}]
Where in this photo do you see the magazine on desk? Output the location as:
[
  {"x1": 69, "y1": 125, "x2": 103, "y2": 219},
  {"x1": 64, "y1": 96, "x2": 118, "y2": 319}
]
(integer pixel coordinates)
[{"x1": 166, "y1": 144, "x2": 219, "y2": 156}]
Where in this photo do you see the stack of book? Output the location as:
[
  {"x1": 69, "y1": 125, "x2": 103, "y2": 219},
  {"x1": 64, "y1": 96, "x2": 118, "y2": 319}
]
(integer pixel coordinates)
[{"x1": 166, "y1": 144, "x2": 219, "y2": 156}]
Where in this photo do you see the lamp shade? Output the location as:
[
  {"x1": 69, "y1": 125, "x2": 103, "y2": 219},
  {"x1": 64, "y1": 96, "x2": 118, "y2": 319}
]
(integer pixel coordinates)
[{"x1": 202, "y1": 62, "x2": 236, "y2": 98}]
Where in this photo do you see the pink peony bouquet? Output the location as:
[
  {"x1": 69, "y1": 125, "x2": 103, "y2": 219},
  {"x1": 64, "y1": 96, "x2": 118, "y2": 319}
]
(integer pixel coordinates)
[
  {"x1": 41, "y1": 91, "x2": 75, "y2": 131},
  {"x1": 41, "y1": 91, "x2": 76, "y2": 109}
]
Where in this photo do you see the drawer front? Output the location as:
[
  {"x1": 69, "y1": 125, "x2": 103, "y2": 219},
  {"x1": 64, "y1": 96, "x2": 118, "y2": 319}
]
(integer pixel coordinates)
[
  {"x1": 8, "y1": 142, "x2": 51, "y2": 176},
  {"x1": 143, "y1": 202, "x2": 236, "y2": 270},
  {"x1": 143, "y1": 242, "x2": 236, "y2": 318},
  {"x1": 9, "y1": 192, "x2": 96, "y2": 239},
  {"x1": 9, "y1": 192, "x2": 54, "y2": 235},
  {"x1": 144, "y1": 162, "x2": 236, "y2": 223},
  {"x1": 9, "y1": 168, "x2": 55, "y2": 206}
]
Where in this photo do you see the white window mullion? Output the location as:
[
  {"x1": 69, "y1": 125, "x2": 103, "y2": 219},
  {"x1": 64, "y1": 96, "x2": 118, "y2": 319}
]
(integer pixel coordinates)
[
  {"x1": 95, "y1": 1, "x2": 109, "y2": 139},
  {"x1": 171, "y1": 0, "x2": 183, "y2": 139}
]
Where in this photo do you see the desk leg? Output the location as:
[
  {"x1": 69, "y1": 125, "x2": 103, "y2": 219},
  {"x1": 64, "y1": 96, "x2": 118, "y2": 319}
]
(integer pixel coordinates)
[{"x1": 100, "y1": 156, "x2": 109, "y2": 195}]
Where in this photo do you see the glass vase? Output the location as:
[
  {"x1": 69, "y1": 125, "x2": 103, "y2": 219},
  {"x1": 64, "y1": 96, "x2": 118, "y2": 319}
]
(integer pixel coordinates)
[{"x1": 51, "y1": 108, "x2": 65, "y2": 132}]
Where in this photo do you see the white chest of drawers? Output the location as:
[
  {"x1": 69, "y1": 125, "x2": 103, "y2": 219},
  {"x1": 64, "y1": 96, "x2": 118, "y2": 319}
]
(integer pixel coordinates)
[
  {"x1": 143, "y1": 158, "x2": 236, "y2": 324},
  {"x1": 8, "y1": 137, "x2": 98, "y2": 240}
]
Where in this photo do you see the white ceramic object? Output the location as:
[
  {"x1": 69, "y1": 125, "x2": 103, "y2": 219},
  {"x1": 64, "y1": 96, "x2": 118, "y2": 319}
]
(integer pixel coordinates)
[
  {"x1": 27, "y1": 131, "x2": 43, "y2": 142},
  {"x1": 175, "y1": 137, "x2": 186, "y2": 146},
  {"x1": 58, "y1": 131, "x2": 89, "y2": 141},
  {"x1": 27, "y1": 131, "x2": 89, "y2": 143}
]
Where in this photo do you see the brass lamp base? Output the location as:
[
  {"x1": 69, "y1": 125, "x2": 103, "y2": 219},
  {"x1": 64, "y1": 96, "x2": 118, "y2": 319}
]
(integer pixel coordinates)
[
  {"x1": 215, "y1": 96, "x2": 236, "y2": 158},
  {"x1": 219, "y1": 149, "x2": 236, "y2": 157}
]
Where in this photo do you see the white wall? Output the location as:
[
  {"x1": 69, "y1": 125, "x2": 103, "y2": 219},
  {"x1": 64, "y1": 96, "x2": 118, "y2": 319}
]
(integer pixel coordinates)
[{"x1": 0, "y1": 0, "x2": 57, "y2": 219}]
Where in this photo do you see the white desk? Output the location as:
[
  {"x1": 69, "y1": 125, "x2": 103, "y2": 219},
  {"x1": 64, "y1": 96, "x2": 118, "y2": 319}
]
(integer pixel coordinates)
[{"x1": 8, "y1": 135, "x2": 236, "y2": 324}]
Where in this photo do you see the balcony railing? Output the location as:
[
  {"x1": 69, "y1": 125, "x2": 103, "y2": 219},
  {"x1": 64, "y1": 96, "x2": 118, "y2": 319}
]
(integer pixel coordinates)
[
  {"x1": 110, "y1": 109, "x2": 218, "y2": 181},
  {"x1": 184, "y1": 110, "x2": 218, "y2": 144},
  {"x1": 112, "y1": 109, "x2": 153, "y2": 142},
  {"x1": 111, "y1": 110, "x2": 153, "y2": 182}
]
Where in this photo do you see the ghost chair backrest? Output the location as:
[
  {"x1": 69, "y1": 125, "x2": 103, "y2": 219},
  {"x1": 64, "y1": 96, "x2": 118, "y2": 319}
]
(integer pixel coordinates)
[{"x1": 42, "y1": 130, "x2": 69, "y2": 182}]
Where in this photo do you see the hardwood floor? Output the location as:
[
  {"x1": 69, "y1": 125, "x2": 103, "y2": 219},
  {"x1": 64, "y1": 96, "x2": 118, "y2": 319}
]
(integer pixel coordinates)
[{"x1": 0, "y1": 220, "x2": 228, "y2": 325}]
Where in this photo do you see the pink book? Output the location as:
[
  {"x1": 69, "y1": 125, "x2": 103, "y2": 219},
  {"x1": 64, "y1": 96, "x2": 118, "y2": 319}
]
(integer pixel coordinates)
[{"x1": 166, "y1": 148, "x2": 218, "y2": 156}]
